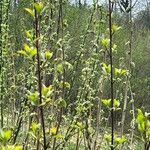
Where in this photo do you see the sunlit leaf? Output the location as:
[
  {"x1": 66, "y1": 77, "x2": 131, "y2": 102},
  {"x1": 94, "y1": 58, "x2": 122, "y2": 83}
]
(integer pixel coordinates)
[
  {"x1": 34, "y1": 2, "x2": 43, "y2": 14},
  {"x1": 31, "y1": 122, "x2": 40, "y2": 132},
  {"x1": 101, "y1": 38, "x2": 110, "y2": 47},
  {"x1": 101, "y1": 99, "x2": 111, "y2": 107},
  {"x1": 0, "y1": 129, "x2": 12, "y2": 143},
  {"x1": 112, "y1": 24, "x2": 121, "y2": 33},
  {"x1": 27, "y1": 91, "x2": 39, "y2": 105},
  {"x1": 42, "y1": 85, "x2": 53, "y2": 97},
  {"x1": 45, "y1": 51, "x2": 53, "y2": 60},
  {"x1": 50, "y1": 127, "x2": 57, "y2": 135},
  {"x1": 24, "y1": 8, "x2": 34, "y2": 17}
]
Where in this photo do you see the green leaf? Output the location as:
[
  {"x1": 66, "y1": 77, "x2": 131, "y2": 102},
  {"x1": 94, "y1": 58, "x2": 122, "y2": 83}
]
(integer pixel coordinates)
[
  {"x1": 113, "y1": 99, "x2": 120, "y2": 109},
  {"x1": 29, "y1": 48, "x2": 37, "y2": 57},
  {"x1": 138, "y1": 122, "x2": 145, "y2": 132},
  {"x1": 25, "y1": 30, "x2": 33, "y2": 39},
  {"x1": 31, "y1": 122, "x2": 40, "y2": 132},
  {"x1": 76, "y1": 122, "x2": 84, "y2": 129},
  {"x1": 50, "y1": 127, "x2": 57, "y2": 135},
  {"x1": 23, "y1": 44, "x2": 37, "y2": 57},
  {"x1": 112, "y1": 44, "x2": 117, "y2": 52},
  {"x1": 34, "y1": 2, "x2": 43, "y2": 14},
  {"x1": 114, "y1": 136, "x2": 126, "y2": 144},
  {"x1": 13, "y1": 146, "x2": 23, "y2": 150},
  {"x1": 27, "y1": 91, "x2": 39, "y2": 105},
  {"x1": 24, "y1": 8, "x2": 34, "y2": 17},
  {"x1": 0, "y1": 129, "x2": 12, "y2": 143},
  {"x1": 0, "y1": 145, "x2": 23, "y2": 150},
  {"x1": 101, "y1": 63, "x2": 111, "y2": 75},
  {"x1": 42, "y1": 85, "x2": 53, "y2": 97},
  {"x1": 115, "y1": 68, "x2": 128, "y2": 77},
  {"x1": 24, "y1": 43, "x2": 31, "y2": 53},
  {"x1": 101, "y1": 99, "x2": 111, "y2": 107},
  {"x1": 136, "y1": 109, "x2": 146, "y2": 132},
  {"x1": 136, "y1": 109, "x2": 145, "y2": 124},
  {"x1": 45, "y1": 51, "x2": 53, "y2": 60},
  {"x1": 147, "y1": 120, "x2": 150, "y2": 128},
  {"x1": 104, "y1": 133, "x2": 111, "y2": 142},
  {"x1": 101, "y1": 38, "x2": 109, "y2": 47},
  {"x1": 56, "y1": 63, "x2": 63, "y2": 74},
  {"x1": 112, "y1": 24, "x2": 121, "y2": 33}
]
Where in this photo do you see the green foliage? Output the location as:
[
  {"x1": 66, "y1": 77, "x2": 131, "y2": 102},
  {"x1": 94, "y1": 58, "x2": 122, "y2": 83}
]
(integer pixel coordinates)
[
  {"x1": 24, "y1": 8, "x2": 34, "y2": 17},
  {"x1": 33, "y1": 2, "x2": 43, "y2": 14},
  {"x1": 101, "y1": 38, "x2": 110, "y2": 48},
  {"x1": 101, "y1": 99, "x2": 120, "y2": 111},
  {"x1": 0, "y1": 0, "x2": 149, "y2": 149},
  {"x1": 112, "y1": 24, "x2": 121, "y2": 34},
  {"x1": 136, "y1": 109, "x2": 150, "y2": 138},
  {"x1": 0, "y1": 145, "x2": 22, "y2": 150},
  {"x1": 18, "y1": 44, "x2": 37, "y2": 58},
  {"x1": 0, "y1": 129, "x2": 12, "y2": 144},
  {"x1": 104, "y1": 133, "x2": 126, "y2": 149}
]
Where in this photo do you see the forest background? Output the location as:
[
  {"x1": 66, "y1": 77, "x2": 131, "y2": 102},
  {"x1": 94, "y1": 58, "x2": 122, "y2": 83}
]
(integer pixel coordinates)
[{"x1": 0, "y1": 0, "x2": 150, "y2": 149}]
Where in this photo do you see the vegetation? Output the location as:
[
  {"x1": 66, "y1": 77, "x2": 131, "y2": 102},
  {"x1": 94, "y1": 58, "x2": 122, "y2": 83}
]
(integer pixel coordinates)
[{"x1": 0, "y1": 0, "x2": 150, "y2": 149}]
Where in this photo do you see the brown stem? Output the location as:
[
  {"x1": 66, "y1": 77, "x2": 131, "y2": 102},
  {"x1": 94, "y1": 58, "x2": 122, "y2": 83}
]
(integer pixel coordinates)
[
  {"x1": 34, "y1": 1, "x2": 47, "y2": 149},
  {"x1": 108, "y1": 1, "x2": 114, "y2": 149}
]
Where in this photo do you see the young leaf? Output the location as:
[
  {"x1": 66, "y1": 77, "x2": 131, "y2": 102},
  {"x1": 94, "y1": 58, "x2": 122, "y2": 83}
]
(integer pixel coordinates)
[
  {"x1": 57, "y1": 63, "x2": 63, "y2": 74},
  {"x1": 101, "y1": 99, "x2": 111, "y2": 107},
  {"x1": 112, "y1": 24, "x2": 121, "y2": 33},
  {"x1": 42, "y1": 85, "x2": 53, "y2": 97},
  {"x1": 45, "y1": 51, "x2": 53, "y2": 60},
  {"x1": 29, "y1": 48, "x2": 37, "y2": 57},
  {"x1": 50, "y1": 127, "x2": 57, "y2": 135},
  {"x1": 31, "y1": 122, "x2": 40, "y2": 132},
  {"x1": 34, "y1": 2, "x2": 43, "y2": 14},
  {"x1": 0, "y1": 129, "x2": 12, "y2": 143},
  {"x1": 25, "y1": 30, "x2": 33, "y2": 39},
  {"x1": 101, "y1": 38, "x2": 110, "y2": 47},
  {"x1": 136, "y1": 109, "x2": 145, "y2": 124},
  {"x1": 104, "y1": 133, "x2": 111, "y2": 142},
  {"x1": 27, "y1": 91, "x2": 39, "y2": 105},
  {"x1": 114, "y1": 136, "x2": 126, "y2": 144},
  {"x1": 24, "y1": 8, "x2": 34, "y2": 17},
  {"x1": 113, "y1": 99, "x2": 120, "y2": 109},
  {"x1": 24, "y1": 43, "x2": 31, "y2": 52}
]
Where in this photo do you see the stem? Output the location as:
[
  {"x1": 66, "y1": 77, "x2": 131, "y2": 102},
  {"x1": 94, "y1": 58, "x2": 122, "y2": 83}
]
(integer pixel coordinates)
[
  {"x1": 52, "y1": 0, "x2": 64, "y2": 149},
  {"x1": 75, "y1": 129, "x2": 80, "y2": 150},
  {"x1": 13, "y1": 99, "x2": 28, "y2": 144},
  {"x1": 34, "y1": 1, "x2": 47, "y2": 149},
  {"x1": 0, "y1": 0, "x2": 3, "y2": 129},
  {"x1": 108, "y1": 1, "x2": 114, "y2": 149}
]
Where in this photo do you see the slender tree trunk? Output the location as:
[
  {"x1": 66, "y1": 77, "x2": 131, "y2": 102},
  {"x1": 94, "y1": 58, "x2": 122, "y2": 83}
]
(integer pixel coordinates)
[
  {"x1": 108, "y1": 1, "x2": 114, "y2": 149},
  {"x1": 34, "y1": 1, "x2": 47, "y2": 149},
  {"x1": 52, "y1": 0, "x2": 64, "y2": 148}
]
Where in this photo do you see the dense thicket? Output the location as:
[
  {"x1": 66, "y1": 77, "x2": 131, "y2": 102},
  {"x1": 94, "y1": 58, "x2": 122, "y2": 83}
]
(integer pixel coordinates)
[{"x1": 0, "y1": 0, "x2": 150, "y2": 149}]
